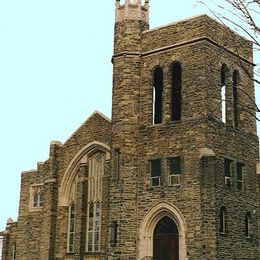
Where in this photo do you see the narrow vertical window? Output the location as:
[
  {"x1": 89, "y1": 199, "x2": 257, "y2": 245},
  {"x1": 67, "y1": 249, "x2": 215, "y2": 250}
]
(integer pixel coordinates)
[
  {"x1": 87, "y1": 202, "x2": 94, "y2": 252},
  {"x1": 39, "y1": 192, "x2": 44, "y2": 207},
  {"x1": 86, "y1": 152, "x2": 104, "y2": 253},
  {"x1": 33, "y1": 192, "x2": 38, "y2": 208},
  {"x1": 150, "y1": 159, "x2": 161, "y2": 187},
  {"x1": 168, "y1": 157, "x2": 181, "y2": 185},
  {"x1": 110, "y1": 221, "x2": 118, "y2": 246},
  {"x1": 67, "y1": 202, "x2": 76, "y2": 253},
  {"x1": 237, "y1": 162, "x2": 244, "y2": 191},
  {"x1": 233, "y1": 70, "x2": 239, "y2": 127},
  {"x1": 153, "y1": 68, "x2": 163, "y2": 124},
  {"x1": 245, "y1": 212, "x2": 252, "y2": 238},
  {"x1": 221, "y1": 64, "x2": 229, "y2": 124},
  {"x1": 224, "y1": 158, "x2": 232, "y2": 187},
  {"x1": 12, "y1": 243, "x2": 16, "y2": 260},
  {"x1": 220, "y1": 207, "x2": 228, "y2": 235},
  {"x1": 94, "y1": 202, "x2": 101, "y2": 252},
  {"x1": 171, "y1": 62, "x2": 182, "y2": 121}
]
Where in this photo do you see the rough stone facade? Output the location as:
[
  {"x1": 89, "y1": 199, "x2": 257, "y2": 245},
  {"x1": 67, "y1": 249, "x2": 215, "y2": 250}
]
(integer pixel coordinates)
[{"x1": 2, "y1": 1, "x2": 259, "y2": 259}]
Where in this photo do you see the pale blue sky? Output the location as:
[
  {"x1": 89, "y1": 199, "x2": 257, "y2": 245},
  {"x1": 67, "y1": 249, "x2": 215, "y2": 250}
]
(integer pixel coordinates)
[{"x1": 0, "y1": 0, "x2": 259, "y2": 231}]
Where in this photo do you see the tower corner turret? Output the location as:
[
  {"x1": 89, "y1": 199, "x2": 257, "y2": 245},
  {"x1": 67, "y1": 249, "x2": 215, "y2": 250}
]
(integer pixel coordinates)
[{"x1": 115, "y1": 0, "x2": 149, "y2": 24}]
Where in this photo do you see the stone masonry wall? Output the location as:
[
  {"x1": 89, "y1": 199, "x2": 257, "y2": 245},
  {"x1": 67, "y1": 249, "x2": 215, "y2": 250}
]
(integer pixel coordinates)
[
  {"x1": 2, "y1": 7, "x2": 259, "y2": 260},
  {"x1": 54, "y1": 112, "x2": 111, "y2": 259}
]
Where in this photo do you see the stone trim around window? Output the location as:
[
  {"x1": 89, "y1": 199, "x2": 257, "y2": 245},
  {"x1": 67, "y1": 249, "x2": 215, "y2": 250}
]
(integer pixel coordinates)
[{"x1": 29, "y1": 183, "x2": 44, "y2": 212}]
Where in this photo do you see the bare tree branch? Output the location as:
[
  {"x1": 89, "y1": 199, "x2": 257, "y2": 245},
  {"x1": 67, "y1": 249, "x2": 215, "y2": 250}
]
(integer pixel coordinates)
[{"x1": 197, "y1": 0, "x2": 260, "y2": 121}]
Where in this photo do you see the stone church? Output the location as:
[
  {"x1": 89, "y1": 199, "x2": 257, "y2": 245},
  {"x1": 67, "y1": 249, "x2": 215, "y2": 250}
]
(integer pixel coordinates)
[{"x1": 2, "y1": 0, "x2": 260, "y2": 259}]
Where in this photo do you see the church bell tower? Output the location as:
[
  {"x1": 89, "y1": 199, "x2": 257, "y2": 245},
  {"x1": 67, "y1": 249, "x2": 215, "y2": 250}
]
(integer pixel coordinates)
[{"x1": 109, "y1": 0, "x2": 149, "y2": 258}]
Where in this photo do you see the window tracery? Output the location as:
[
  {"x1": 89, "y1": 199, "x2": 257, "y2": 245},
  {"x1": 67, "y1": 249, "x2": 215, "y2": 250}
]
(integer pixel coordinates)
[
  {"x1": 29, "y1": 184, "x2": 44, "y2": 211},
  {"x1": 86, "y1": 152, "x2": 104, "y2": 253}
]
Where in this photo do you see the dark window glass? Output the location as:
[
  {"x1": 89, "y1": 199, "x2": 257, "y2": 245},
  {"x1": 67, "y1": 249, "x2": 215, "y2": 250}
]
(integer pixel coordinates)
[
  {"x1": 224, "y1": 158, "x2": 232, "y2": 177},
  {"x1": 171, "y1": 62, "x2": 182, "y2": 121},
  {"x1": 220, "y1": 207, "x2": 227, "y2": 234},
  {"x1": 153, "y1": 68, "x2": 163, "y2": 124},
  {"x1": 233, "y1": 70, "x2": 239, "y2": 127},
  {"x1": 151, "y1": 159, "x2": 161, "y2": 177},
  {"x1": 150, "y1": 159, "x2": 161, "y2": 187},
  {"x1": 154, "y1": 216, "x2": 178, "y2": 236},
  {"x1": 169, "y1": 157, "x2": 181, "y2": 175}
]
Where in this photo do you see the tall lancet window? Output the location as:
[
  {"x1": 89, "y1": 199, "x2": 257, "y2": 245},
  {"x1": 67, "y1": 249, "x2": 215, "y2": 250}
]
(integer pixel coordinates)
[
  {"x1": 171, "y1": 62, "x2": 182, "y2": 121},
  {"x1": 245, "y1": 212, "x2": 252, "y2": 238},
  {"x1": 86, "y1": 152, "x2": 104, "y2": 253},
  {"x1": 233, "y1": 70, "x2": 240, "y2": 127},
  {"x1": 68, "y1": 202, "x2": 76, "y2": 253},
  {"x1": 221, "y1": 64, "x2": 229, "y2": 123},
  {"x1": 153, "y1": 67, "x2": 163, "y2": 124},
  {"x1": 67, "y1": 179, "x2": 77, "y2": 253}
]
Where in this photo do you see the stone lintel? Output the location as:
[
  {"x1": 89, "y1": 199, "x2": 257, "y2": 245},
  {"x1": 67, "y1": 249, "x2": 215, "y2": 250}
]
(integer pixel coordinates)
[{"x1": 199, "y1": 148, "x2": 215, "y2": 158}]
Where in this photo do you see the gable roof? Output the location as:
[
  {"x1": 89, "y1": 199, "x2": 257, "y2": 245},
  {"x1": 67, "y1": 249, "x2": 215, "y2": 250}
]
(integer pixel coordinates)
[{"x1": 63, "y1": 110, "x2": 111, "y2": 146}]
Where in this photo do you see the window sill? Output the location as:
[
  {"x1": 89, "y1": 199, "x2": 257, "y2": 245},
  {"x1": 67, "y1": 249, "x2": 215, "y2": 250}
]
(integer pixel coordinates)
[
  {"x1": 29, "y1": 207, "x2": 43, "y2": 213},
  {"x1": 110, "y1": 243, "x2": 117, "y2": 247},
  {"x1": 245, "y1": 236, "x2": 253, "y2": 242},
  {"x1": 85, "y1": 252, "x2": 101, "y2": 255},
  {"x1": 147, "y1": 186, "x2": 161, "y2": 191},
  {"x1": 219, "y1": 232, "x2": 228, "y2": 237}
]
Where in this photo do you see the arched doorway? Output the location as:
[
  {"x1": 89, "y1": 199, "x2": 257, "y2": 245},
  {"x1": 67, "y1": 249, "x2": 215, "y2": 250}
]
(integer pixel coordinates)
[{"x1": 153, "y1": 216, "x2": 179, "y2": 260}]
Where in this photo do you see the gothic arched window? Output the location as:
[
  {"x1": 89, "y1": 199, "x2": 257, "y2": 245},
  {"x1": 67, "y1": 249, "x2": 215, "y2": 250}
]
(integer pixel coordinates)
[
  {"x1": 86, "y1": 152, "x2": 104, "y2": 253},
  {"x1": 221, "y1": 64, "x2": 229, "y2": 123},
  {"x1": 32, "y1": 187, "x2": 44, "y2": 209},
  {"x1": 171, "y1": 62, "x2": 182, "y2": 121},
  {"x1": 153, "y1": 67, "x2": 163, "y2": 124}
]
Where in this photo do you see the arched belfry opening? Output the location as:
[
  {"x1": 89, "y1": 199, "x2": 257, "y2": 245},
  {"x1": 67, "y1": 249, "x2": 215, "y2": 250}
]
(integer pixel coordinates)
[
  {"x1": 153, "y1": 216, "x2": 179, "y2": 260},
  {"x1": 171, "y1": 62, "x2": 182, "y2": 121},
  {"x1": 153, "y1": 67, "x2": 163, "y2": 124},
  {"x1": 220, "y1": 64, "x2": 229, "y2": 123}
]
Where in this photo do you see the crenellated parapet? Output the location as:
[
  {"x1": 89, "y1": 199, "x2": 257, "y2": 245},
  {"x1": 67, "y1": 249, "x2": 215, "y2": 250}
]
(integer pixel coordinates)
[{"x1": 115, "y1": 0, "x2": 149, "y2": 23}]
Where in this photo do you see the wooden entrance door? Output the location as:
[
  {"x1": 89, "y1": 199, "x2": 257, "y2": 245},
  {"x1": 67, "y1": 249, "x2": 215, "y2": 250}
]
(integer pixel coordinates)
[{"x1": 153, "y1": 216, "x2": 179, "y2": 260}]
